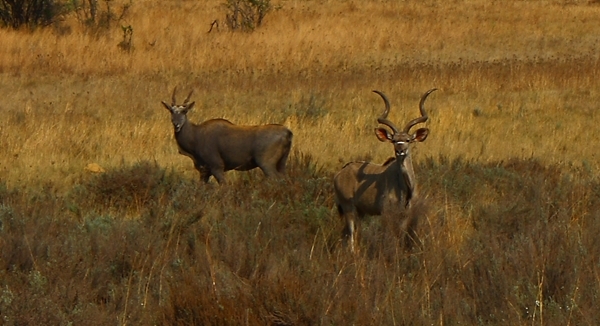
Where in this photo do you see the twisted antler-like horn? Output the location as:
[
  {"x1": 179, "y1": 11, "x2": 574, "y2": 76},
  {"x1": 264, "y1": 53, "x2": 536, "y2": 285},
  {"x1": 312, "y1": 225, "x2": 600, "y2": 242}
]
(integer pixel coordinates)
[
  {"x1": 183, "y1": 90, "x2": 194, "y2": 105},
  {"x1": 373, "y1": 90, "x2": 400, "y2": 135},
  {"x1": 171, "y1": 86, "x2": 178, "y2": 106},
  {"x1": 403, "y1": 88, "x2": 437, "y2": 133}
]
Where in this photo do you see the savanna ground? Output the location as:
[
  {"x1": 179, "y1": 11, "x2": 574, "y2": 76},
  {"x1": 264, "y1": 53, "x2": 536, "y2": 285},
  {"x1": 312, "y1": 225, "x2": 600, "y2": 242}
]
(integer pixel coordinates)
[{"x1": 1, "y1": 0, "x2": 600, "y2": 324}]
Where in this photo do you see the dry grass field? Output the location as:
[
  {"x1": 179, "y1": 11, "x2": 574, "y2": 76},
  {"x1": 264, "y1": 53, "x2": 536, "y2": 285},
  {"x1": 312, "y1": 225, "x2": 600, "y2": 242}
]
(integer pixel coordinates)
[{"x1": 1, "y1": 0, "x2": 600, "y2": 324}]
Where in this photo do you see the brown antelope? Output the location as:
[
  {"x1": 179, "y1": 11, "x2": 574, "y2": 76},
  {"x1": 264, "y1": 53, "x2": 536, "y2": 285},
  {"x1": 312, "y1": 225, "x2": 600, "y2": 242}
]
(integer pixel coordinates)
[
  {"x1": 161, "y1": 87, "x2": 293, "y2": 184},
  {"x1": 333, "y1": 88, "x2": 437, "y2": 252}
]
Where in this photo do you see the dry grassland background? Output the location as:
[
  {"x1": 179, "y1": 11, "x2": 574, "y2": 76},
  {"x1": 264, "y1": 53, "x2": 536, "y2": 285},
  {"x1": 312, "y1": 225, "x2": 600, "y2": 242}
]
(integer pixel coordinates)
[
  {"x1": 1, "y1": 0, "x2": 599, "y2": 188},
  {"x1": 1, "y1": 0, "x2": 600, "y2": 325}
]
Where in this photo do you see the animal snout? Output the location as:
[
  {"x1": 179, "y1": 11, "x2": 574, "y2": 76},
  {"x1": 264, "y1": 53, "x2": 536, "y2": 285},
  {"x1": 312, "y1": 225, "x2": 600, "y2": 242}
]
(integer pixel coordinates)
[{"x1": 396, "y1": 150, "x2": 407, "y2": 157}]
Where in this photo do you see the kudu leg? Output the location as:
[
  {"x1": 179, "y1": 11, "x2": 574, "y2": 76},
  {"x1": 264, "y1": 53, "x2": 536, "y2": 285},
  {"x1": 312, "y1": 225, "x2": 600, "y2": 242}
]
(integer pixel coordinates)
[
  {"x1": 200, "y1": 172, "x2": 211, "y2": 183},
  {"x1": 194, "y1": 163, "x2": 212, "y2": 183},
  {"x1": 256, "y1": 156, "x2": 284, "y2": 178},
  {"x1": 209, "y1": 167, "x2": 227, "y2": 184},
  {"x1": 261, "y1": 167, "x2": 283, "y2": 179},
  {"x1": 402, "y1": 202, "x2": 422, "y2": 250},
  {"x1": 276, "y1": 150, "x2": 291, "y2": 174},
  {"x1": 346, "y1": 219, "x2": 356, "y2": 253},
  {"x1": 341, "y1": 213, "x2": 359, "y2": 253}
]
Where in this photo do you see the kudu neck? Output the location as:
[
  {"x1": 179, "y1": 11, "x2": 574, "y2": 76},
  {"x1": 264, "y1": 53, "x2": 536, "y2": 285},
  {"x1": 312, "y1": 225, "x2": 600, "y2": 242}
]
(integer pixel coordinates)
[{"x1": 394, "y1": 153, "x2": 417, "y2": 193}]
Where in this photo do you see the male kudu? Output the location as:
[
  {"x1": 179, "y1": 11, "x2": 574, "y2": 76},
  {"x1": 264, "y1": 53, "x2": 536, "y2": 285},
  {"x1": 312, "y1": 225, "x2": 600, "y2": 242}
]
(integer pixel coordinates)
[{"x1": 334, "y1": 88, "x2": 437, "y2": 252}]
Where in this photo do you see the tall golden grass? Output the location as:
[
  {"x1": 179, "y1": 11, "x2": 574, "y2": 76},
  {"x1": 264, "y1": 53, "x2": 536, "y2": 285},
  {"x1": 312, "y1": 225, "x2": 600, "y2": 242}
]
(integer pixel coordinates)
[
  {"x1": 1, "y1": 0, "x2": 600, "y2": 191},
  {"x1": 1, "y1": 2, "x2": 600, "y2": 324}
]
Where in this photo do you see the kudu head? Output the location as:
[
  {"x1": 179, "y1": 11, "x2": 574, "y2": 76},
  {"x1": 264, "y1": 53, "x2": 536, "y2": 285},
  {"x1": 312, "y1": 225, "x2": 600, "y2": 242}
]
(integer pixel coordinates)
[
  {"x1": 373, "y1": 88, "x2": 437, "y2": 162},
  {"x1": 161, "y1": 87, "x2": 196, "y2": 133}
]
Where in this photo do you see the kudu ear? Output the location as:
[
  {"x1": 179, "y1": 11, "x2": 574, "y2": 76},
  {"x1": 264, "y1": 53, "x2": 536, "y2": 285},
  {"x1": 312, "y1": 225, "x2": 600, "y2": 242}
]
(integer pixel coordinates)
[
  {"x1": 375, "y1": 127, "x2": 393, "y2": 142},
  {"x1": 412, "y1": 128, "x2": 429, "y2": 142},
  {"x1": 161, "y1": 101, "x2": 172, "y2": 111},
  {"x1": 186, "y1": 102, "x2": 196, "y2": 111}
]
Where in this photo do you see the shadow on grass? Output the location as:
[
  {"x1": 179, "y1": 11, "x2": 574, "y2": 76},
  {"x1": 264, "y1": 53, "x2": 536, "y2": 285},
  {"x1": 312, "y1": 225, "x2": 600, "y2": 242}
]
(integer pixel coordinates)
[{"x1": 0, "y1": 155, "x2": 599, "y2": 325}]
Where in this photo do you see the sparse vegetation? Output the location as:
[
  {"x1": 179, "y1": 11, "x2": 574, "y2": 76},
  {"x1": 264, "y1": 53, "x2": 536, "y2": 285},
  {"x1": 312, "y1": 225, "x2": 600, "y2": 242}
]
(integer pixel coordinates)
[
  {"x1": 223, "y1": 0, "x2": 273, "y2": 32},
  {"x1": 1, "y1": 0, "x2": 600, "y2": 324},
  {"x1": 0, "y1": 0, "x2": 132, "y2": 31},
  {"x1": 0, "y1": 0, "x2": 63, "y2": 29},
  {"x1": 69, "y1": 0, "x2": 132, "y2": 32}
]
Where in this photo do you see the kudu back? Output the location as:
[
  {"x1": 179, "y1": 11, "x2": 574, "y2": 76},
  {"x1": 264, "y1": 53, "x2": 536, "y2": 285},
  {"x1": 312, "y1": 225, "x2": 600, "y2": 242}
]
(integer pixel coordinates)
[
  {"x1": 161, "y1": 87, "x2": 293, "y2": 184},
  {"x1": 333, "y1": 88, "x2": 437, "y2": 252}
]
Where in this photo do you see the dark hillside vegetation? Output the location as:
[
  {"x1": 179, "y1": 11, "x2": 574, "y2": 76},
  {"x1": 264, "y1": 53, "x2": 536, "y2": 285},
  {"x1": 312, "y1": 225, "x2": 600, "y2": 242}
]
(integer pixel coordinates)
[{"x1": 1, "y1": 154, "x2": 598, "y2": 325}]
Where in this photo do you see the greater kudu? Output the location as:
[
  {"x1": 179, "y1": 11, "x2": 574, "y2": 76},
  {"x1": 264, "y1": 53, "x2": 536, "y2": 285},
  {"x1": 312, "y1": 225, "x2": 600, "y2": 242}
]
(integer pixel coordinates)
[
  {"x1": 333, "y1": 88, "x2": 437, "y2": 252},
  {"x1": 161, "y1": 87, "x2": 293, "y2": 184}
]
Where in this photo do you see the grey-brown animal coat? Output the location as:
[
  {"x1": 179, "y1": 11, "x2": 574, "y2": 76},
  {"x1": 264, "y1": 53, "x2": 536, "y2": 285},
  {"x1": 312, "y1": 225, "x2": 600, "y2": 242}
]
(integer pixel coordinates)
[
  {"x1": 162, "y1": 88, "x2": 293, "y2": 184},
  {"x1": 334, "y1": 89, "x2": 437, "y2": 251}
]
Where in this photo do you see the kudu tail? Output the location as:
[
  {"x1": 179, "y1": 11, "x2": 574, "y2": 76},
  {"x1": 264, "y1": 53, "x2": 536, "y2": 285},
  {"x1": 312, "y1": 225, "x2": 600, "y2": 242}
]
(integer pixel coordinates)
[{"x1": 276, "y1": 130, "x2": 293, "y2": 173}]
